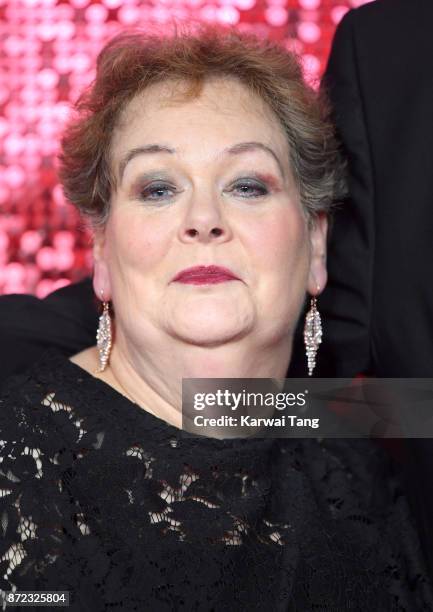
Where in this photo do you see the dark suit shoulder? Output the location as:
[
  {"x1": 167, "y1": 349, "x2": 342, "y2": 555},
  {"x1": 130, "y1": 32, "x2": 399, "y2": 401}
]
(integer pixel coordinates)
[
  {"x1": 342, "y1": 0, "x2": 433, "y2": 57},
  {"x1": 0, "y1": 279, "x2": 96, "y2": 385}
]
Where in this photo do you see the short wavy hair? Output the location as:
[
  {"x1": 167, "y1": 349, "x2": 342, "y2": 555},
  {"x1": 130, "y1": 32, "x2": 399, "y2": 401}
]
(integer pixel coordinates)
[{"x1": 58, "y1": 24, "x2": 347, "y2": 227}]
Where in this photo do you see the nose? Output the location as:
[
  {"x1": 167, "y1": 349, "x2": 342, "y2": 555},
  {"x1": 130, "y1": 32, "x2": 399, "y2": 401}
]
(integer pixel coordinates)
[{"x1": 178, "y1": 191, "x2": 233, "y2": 244}]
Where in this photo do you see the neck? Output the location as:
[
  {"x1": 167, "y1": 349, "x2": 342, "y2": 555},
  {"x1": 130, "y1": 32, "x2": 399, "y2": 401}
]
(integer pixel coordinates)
[{"x1": 82, "y1": 333, "x2": 293, "y2": 431}]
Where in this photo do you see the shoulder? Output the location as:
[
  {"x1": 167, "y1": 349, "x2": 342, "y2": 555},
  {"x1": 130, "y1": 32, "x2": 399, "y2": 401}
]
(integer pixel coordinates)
[
  {"x1": 0, "y1": 349, "x2": 106, "y2": 599},
  {"x1": 0, "y1": 350, "x2": 100, "y2": 457},
  {"x1": 0, "y1": 350, "x2": 74, "y2": 463},
  {"x1": 335, "y1": 0, "x2": 433, "y2": 59},
  {"x1": 274, "y1": 437, "x2": 414, "y2": 533},
  {"x1": 0, "y1": 347, "x2": 109, "y2": 519},
  {"x1": 275, "y1": 438, "x2": 433, "y2": 606},
  {"x1": 339, "y1": 0, "x2": 427, "y2": 31},
  {"x1": 277, "y1": 437, "x2": 395, "y2": 496}
]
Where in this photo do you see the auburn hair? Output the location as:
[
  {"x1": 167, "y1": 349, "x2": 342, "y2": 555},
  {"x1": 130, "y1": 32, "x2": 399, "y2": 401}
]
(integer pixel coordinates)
[{"x1": 58, "y1": 23, "x2": 346, "y2": 227}]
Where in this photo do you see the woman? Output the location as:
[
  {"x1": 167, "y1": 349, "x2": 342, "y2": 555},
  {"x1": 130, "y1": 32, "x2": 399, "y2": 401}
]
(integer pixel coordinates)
[{"x1": 0, "y1": 25, "x2": 431, "y2": 611}]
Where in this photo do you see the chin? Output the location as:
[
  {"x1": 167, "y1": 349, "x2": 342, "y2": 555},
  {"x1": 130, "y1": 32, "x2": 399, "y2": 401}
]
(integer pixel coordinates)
[
  {"x1": 166, "y1": 301, "x2": 254, "y2": 340},
  {"x1": 167, "y1": 312, "x2": 253, "y2": 347},
  {"x1": 172, "y1": 330, "x2": 249, "y2": 347}
]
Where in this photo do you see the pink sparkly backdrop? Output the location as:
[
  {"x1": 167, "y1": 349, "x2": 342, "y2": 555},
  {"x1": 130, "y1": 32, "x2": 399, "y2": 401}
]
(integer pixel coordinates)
[{"x1": 0, "y1": 0, "x2": 372, "y2": 298}]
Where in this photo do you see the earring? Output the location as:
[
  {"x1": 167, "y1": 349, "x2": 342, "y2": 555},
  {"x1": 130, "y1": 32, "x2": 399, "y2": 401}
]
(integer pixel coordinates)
[
  {"x1": 96, "y1": 293, "x2": 112, "y2": 372},
  {"x1": 304, "y1": 289, "x2": 322, "y2": 376}
]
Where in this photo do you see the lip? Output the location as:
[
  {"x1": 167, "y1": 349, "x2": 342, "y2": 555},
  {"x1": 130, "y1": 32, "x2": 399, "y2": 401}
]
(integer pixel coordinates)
[{"x1": 172, "y1": 265, "x2": 240, "y2": 284}]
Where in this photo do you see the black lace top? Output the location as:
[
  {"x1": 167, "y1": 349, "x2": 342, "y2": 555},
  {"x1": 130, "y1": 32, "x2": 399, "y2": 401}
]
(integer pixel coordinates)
[{"x1": 0, "y1": 350, "x2": 432, "y2": 611}]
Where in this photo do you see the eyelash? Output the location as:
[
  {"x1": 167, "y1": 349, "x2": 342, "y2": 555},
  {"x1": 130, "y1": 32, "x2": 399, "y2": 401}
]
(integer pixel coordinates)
[{"x1": 137, "y1": 180, "x2": 270, "y2": 202}]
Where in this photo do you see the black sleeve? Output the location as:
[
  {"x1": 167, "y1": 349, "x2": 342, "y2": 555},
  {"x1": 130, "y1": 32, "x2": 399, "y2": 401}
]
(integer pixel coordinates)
[
  {"x1": 316, "y1": 9, "x2": 375, "y2": 377},
  {"x1": 319, "y1": 6, "x2": 433, "y2": 582},
  {"x1": 0, "y1": 278, "x2": 97, "y2": 387}
]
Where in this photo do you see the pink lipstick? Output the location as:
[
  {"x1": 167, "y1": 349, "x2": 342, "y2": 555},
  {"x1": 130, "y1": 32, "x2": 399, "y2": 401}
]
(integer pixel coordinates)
[{"x1": 172, "y1": 265, "x2": 240, "y2": 285}]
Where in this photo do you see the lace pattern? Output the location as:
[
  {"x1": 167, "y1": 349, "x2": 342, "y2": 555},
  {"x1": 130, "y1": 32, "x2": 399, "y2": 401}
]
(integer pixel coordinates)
[{"x1": 0, "y1": 350, "x2": 432, "y2": 611}]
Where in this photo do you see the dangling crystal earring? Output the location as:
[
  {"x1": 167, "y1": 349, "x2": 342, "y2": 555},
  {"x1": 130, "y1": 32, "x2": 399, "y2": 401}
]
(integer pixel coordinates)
[
  {"x1": 96, "y1": 292, "x2": 112, "y2": 372},
  {"x1": 304, "y1": 287, "x2": 322, "y2": 376}
]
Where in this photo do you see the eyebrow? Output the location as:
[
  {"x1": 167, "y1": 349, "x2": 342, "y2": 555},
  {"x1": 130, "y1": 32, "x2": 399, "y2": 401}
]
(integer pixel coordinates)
[{"x1": 118, "y1": 141, "x2": 286, "y2": 182}]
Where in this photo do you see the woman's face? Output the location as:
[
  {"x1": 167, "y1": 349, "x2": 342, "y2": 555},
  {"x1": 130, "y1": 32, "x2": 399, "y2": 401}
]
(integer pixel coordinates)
[{"x1": 94, "y1": 77, "x2": 327, "y2": 355}]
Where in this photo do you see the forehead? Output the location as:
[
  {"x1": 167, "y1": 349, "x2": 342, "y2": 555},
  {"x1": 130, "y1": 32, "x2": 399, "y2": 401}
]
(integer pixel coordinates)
[{"x1": 110, "y1": 77, "x2": 290, "y2": 166}]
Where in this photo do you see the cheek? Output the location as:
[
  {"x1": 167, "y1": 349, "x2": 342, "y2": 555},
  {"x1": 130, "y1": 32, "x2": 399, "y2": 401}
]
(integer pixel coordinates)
[
  {"x1": 104, "y1": 211, "x2": 171, "y2": 277},
  {"x1": 245, "y1": 207, "x2": 309, "y2": 331},
  {"x1": 248, "y1": 208, "x2": 308, "y2": 272}
]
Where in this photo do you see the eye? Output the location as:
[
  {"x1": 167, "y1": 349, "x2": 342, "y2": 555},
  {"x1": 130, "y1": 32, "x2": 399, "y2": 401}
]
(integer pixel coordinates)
[
  {"x1": 138, "y1": 182, "x2": 177, "y2": 202},
  {"x1": 230, "y1": 180, "x2": 269, "y2": 198},
  {"x1": 136, "y1": 177, "x2": 271, "y2": 202}
]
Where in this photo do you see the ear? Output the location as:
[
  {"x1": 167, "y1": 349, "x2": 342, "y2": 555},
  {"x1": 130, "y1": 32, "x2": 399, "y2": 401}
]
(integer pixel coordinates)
[
  {"x1": 92, "y1": 227, "x2": 112, "y2": 301},
  {"x1": 307, "y1": 212, "x2": 328, "y2": 296}
]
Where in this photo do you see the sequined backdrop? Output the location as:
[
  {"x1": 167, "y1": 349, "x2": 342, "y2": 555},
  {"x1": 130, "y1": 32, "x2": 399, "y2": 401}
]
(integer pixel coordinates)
[{"x1": 0, "y1": 0, "x2": 371, "y2": 297}]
